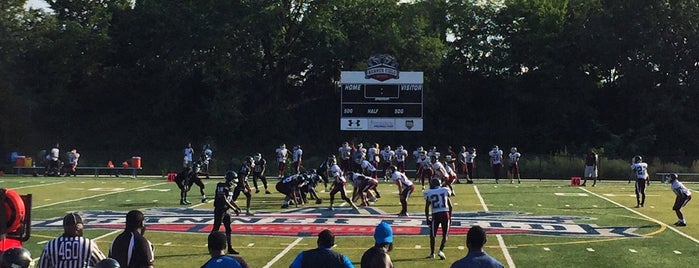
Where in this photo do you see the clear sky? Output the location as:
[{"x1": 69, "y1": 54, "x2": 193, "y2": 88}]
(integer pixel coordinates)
[{"x1": 25, "y1": 0, "x2": 50, "y2": 10}]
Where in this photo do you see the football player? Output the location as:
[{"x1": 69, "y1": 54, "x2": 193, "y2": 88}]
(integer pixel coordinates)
[
  {"x1": 292, "y1": 145, "x2": 303, "y2": 174},
  {"x1": 488, "y1": 145, "x2": 504, "y2": 184},
  {"x1": 388, "y1": 165, "x2": 415, "y2": 217},
  {"x1": 380, "y1": 145, "x2": 395, "y2": 181},
  {"x1": 668, "y1": 173, "x2": 692, "y2": 226},
  {"x1": 276, "y1": 173, "x2": 306, "y2": 208},
  {"x1": 174, "y1": 166, "x2": 198, "y2": 205},
  {"x1": 328, "y1": 157, "x2": 359, "y2": 211},
  {"x1": 338, "y1": 142, "x2": 353, "y2": 172},
  {"x1": 233, "y1": 157, "x2": 254, "y2": 216},
  {"x1": 464, "y1": 147, "x2": 476, "y2": 184},
  {"x1": 316, "y1": 155, "x2": 334, "y2": 191},
  {"x1": 212, "y1": 171, "x2": 241, "y2": 255},
  {"x1": 348, "y1": 172, "x2": 380, "y2": 207},
  {"x1": 394, "y1": 145, "x2": 409, "y2": 174},
  {"x1": 424, "y1": 179, "x2": 452, "y2": 260},
  {"x1": 631, "y1": 155, "x2": 649, "y2": 208},
  {"x1": 275, "y1": 144, "x2": 288, "y2": 178},
  {"x1": 360, "y1": 157, "x2": 379, "y2": 179},
  {"x1": 251, "y1": 153, "x2": 271, "y2": 194},
  {"x1": 508, "y1": 147, "x2": 521, "y2": 184},
  {"x1": 416, "y1": 151, "x2": 433, "y2": 190},
  {"x1": 582, "y1": 148, "x2": 598, "y2": 187}
]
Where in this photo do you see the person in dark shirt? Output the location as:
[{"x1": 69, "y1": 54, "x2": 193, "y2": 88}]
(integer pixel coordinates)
[
  {"x1": 212, "y1": 171, "x2": 241, "y2": 255},
  {"x1": 289, "y1": 229, "x2": 354, "y2": 268},
  {"x1": 582, "y1": 148, "x2": 599, "y2": 187},
  {"x1": 450, "y1": 226, "x2": 504, "y2": 268},
  {"x1": 109, "y1": 210, "x2": 155, "y2": 268},
  {"x1": 361, "y1": 222, "x2": 394, "y2": 268}
]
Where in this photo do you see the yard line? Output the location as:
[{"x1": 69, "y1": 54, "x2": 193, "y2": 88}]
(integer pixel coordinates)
[
  {"x1": 34, "y1": 183, "x2": 168, "y2": 209},
  {"x1": 473, "y1": 186, "x2": 516, "y2": 268},
  {"x1": 580, "y1": 187, "x2": 699, "y2": 244},
  {"x1": 94, "y1": 229, "x2": 121, "y2": 241},
  {"x1": 11, "y1": 181, "x2": 66, "y2": 189},
  {"x1": 263, "y1": 237, "x2": 303, "y2": 268}
]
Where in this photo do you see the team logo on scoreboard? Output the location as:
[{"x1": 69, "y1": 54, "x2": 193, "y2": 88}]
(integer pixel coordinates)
[
  {"x1": 365, "y1": 54, "x2": 399, "y2": 81},
  {"x1": 405, "y1": 120, "x2": 414, "y2": 130}
]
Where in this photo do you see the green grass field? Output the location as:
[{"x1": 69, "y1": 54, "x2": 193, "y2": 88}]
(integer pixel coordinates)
[{"x1": 3, "y1": 175, "x2": 698, "y2": 267}]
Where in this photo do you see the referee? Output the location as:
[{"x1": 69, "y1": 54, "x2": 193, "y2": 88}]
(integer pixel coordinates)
[
  {"x1": 109, "y1": 210, "x2": 155, "y2": 268},
  {"x1": 38, "y1": 212, "x2": 106, "y2": 267}
]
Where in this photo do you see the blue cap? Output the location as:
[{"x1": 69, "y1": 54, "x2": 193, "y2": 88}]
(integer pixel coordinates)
[{"x1": 374, "y1": 222, "x2": 394, "y2": 243}]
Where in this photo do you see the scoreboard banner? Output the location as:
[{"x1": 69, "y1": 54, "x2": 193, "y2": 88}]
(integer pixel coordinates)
[{"x1": 340, "y1": 71, "x2": 423, "y2": 131}]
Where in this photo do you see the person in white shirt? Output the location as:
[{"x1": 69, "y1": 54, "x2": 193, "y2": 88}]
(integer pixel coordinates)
[
  {"x1": 328, "y1": 158, "x2": 358, "y2": 211},
  {"x1": 292, "y1": 145, "x2": 303, "y2": 174},
  {"x1": 423, "y1": 179, "x2": 452, "y2": 260},
  {"x1": 668, "y1": 173, "x2": 692, "y2": 226},
  {"x1": 394, "y1": 145, "x2": 409, "y2": 173},
  {"x1": 380, "y1": 145, "x2": 395, "y2": 181},
  {"x1": 275, "y1": 144, "x2": 288, "y2": 178},
  {"x1": 630, "y1": 155, "x2": 649, "y2": 208},
  {"x1": 488, "y1": 146, "x2": 503, "y2": 184},
  {"x1": 183, "y1": 143, "x2": 194, "y2": 168},
  {"x1": 508, "y1": 147, "x2": 521, "y2": 184},
  {"x1": 389, "y1": 166, "x2": 414, "y2": 217},
  {"x1": 338, "y1": 142, "x2": 353, "y2": 172}
]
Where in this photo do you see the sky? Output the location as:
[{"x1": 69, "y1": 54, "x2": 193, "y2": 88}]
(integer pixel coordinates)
[{"x1": 25, "y1": 0, "x2": 50, "y2": 10}]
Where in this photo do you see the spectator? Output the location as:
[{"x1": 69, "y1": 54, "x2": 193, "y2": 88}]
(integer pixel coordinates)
[
  {"x1": 201, "y1": 232, "x2": 249, "y2": 268},
  {"x1": 289, "y1": 229, "x2": 354, "y2": 268},
  {"x1": 184, "y1": 142, "x2": 195, "y2": 168},
  {"x1": 450, "y1": 226, "x2": 504, "y2": 268},
  {"x1": 38, "y1": 212, "x2": 106, "y2": 267},
  {"x1": 581, "y1": 148, "x2": 598, "y2": 187},
  {"x1": 1, "y1": 247, "x2": 33, "y2": 268},
  {"x1": 360, "y1": 222, "x2": 394, "y2": 268},
  {"x1": 668, "y1": 173, "x2": 692, "y2": 226},
  {"x1": 66, "y1": 148, "x2": 80, "y2": 177},
  {"x1": 109, "y1": 210, "x2": 155, "y2": 268}
]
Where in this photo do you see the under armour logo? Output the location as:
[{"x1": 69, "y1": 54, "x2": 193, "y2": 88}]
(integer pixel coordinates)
[{"x1": 348, "y1": 120, "x2": 361, "y2": 127}]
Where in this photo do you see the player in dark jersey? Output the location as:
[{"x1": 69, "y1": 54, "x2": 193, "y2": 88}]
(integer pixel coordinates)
[
  {"x1": 299, "y1": 170, "x2": 323, "y2": 204},
  {"x1": 251, "y1": 153, "x2": 271, "y2": 194},
  {"x1": 233, "y1": 157, "x2": 254, "y2": 216},
  {"x1": 109, "y1": 210, "x2": 155, "y2": 268},
  {"x1": 277, "y1": 173, "x2": 307, "y2": 208},
  {"x1": 175, "y1": 166, "x2": 197, "y2": 205},
  {"x1": 38, "y1": 213, "x2": 106, "y2": 267},
  {"x1": 212, "y1": 171, "x2": 241, "y2": 255}
]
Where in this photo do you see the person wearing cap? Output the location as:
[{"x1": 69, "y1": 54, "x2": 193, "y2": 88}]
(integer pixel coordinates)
[
  {"x1": 450, "y1": 226, "x2": 504, "y2": 268},
  {"x1": 360, "y1": 222, "x2": 394, "y2": 268},
  {"x1": 668, "y1": 173, "x2": 692, "y2": 226},
  {"x1": 38, "y1": 212, "x2": 106, "y2": 268},
  {"x1": 289, "y1": 229, "x2": 354, "y2": 268},
  {"x1": 488, "y1": 145, "x2": 503, "y2": 184},
  {"x1": 202, "y1": 232, "x2": 249, "y2": 268},
  {"x1": 109, "y1": 210, "x2": 155, "y2": 268}
]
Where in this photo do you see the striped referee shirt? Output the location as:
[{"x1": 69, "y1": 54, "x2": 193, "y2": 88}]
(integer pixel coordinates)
[{"x1": 38, "y1": 235, "x2": 105, "y2": 268}]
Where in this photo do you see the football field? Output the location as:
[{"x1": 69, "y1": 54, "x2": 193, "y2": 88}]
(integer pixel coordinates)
[{"x1": 3, "y1": 176, "x2": 699, "y2": 267}]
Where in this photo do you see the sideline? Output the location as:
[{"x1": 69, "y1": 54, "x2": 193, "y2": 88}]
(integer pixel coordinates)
[
  {"x1": 34, "y1": 182, "x2": 168, "y2": 209},
  {"x1": 579, "y1": 187, "x2": 699, "y2": 244},
  {"x1": 263, "y1": 237, "x2": 303, "y2": 268},
  {"x1": 473, "y1": 186, "x2": 516, "y2": 268}
]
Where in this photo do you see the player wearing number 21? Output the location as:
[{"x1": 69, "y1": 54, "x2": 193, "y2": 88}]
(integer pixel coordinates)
[{"x1": 424, "y1": 179, "x2": 453, "y2": 260}]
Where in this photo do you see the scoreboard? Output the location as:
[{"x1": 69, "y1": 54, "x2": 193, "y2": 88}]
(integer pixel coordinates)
[{"x1": 340, "y1": 71, "x2": 423, "y2": 131}]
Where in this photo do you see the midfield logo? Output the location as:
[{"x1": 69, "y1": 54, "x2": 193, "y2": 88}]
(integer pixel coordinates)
[{"x1": 32, "y1": 207, "x2": 643, "y2": 238}]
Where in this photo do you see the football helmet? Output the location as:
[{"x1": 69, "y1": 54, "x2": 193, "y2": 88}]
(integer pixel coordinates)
[
  {"x1": 225, "y1": 171, "x2": 238, "y2": 185},
  {"x1": 1, "y1": 247, "x2": 33, "y2": 268},
  {"x1": 253, "y1": 153, "x2": 262, "y2": 161},
  {"x1": 511, "y1": 147, "x2": 517, "y2": 153},
  {"x1": 429, "y1": 178, "x2": 441, "y2": 189},
  {"x1": 95, "y1": 258, "x2": 121, "y2": 268},
  {"x1": 633, "y1": 155, "x2": 642, "y2": 163},
  {"x1": 669, "y1": 173, "x2": 679, "y2": 181}
]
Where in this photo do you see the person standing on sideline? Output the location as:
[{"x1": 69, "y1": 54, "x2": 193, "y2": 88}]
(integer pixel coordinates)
[
  {"x1": 38, "y1": 213, "x2": 106, "y2": 267},
  {"x1": 631, "y1": 155, "x2": 649, "y2": 208},
  {"x1": 668, "y1": 173, "x2": 692, "y2": 226},
  {"x1": 252, "y1": 153, "x2": 271, "y2": 194},
  {"x1": 275, "y1": 144, "x2": 288, "y2": 178},
  {"x1": 202, "y1": 232, "x2": 249, "y2": 268},
  {"x1": 388, "y1": 165, "x2": 414, "y2": 217},
  {"x1": 508, "y1": 147, "x2": 521, "y2": 184},
  {"x1": 292, "y1": 145, "x2": 303, "y2": 174},
  {"x1": 424, "y1": 179, "x2": 452, "y2": 260},
  {"x1": 65, "y1": 148, "x2": 80, "y2": 177},
  {"x1": 361, "y1": 222, "x2": 394, "y2": 268},
  {"x1": 184, "y1": 143, "x2": 195, "y2": 168},
  {"x1": 109, "y1": 210, "x2": 155, "y2": 268},
  {"x1": 290, "y1": 229, "x2": 354, "y2": 268},
  {"x1": 581, "y1": 148, "x2": 599, "y2": 187},
  {"x1": 450, "y1": 226, "x2": 504, "y2": 268},
  {"x1": 464, "y1": 147, "x2": 476, "y2": 183},
  {"x1": 488, "y1": 146, "x2": 503, "y2": 184}
]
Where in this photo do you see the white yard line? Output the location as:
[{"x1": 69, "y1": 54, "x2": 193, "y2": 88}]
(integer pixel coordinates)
[
  {"x1": 579, "y1": 187, "x2": 699, "y2": 244},
  {"x1": 473, "y1": 186, "x2": 516, "y2": 268},
  {"x1": 263, "y1": 237, "x2": 303, "y2": 268},
  {"x1": 34, "y1": 183, "x2": 168, "y2": 209},
  {"x1": 11, "y1": 181, "x2": 66, "y2": 189}
]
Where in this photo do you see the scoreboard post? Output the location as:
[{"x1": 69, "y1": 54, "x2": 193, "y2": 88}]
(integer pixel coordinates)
[{"x1": 340, "y1": 71, "x2": 423, "y2": 131}]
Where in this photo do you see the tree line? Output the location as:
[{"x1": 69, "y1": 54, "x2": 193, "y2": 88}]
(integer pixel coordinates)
[{"x1": 2, "y1": 0, "x2": 698, "y2": 168}]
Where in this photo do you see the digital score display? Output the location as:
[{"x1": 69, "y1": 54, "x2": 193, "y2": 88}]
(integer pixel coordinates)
[{"x1": 340, "y1": 71, "x2": 423, "y2": 131}]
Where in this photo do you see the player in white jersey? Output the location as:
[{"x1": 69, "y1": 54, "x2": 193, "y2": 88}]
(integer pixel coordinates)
[
  {"x1": 416, "y1": 151, "x2": 432, "y2": 190},
  {"x1": 464, "y1": 147, "x2": 476, "y2": 183},
  {"x1": 292, "y1": 145, "x2": 303, "y2": 174},
  {"x1": 380, "y1": 145, "x2": 395, "y2": 181},
  {"x1": 443, "y1": 161, "x2": 458, "y2": 196},
  {"x1": 668, "y1": 173, "x2": 692, "y2": 226},
  {"x1": 508, "y1": 147, "x2": 521, "y2": 184},
  {"x1": 347, "y1": 172, "x2": 379, "y2": 206},
  {"x1": 361, "y1": 158, "x2": 378, "y2": 179},
  {"x1": 630, "y1": 155, "x2": 649, "y2": 207},
  {"x1": 389, "y1": 165, "x2": 414, "y2": 216},
  {"x1": 328, "y1": 158, "x2": 358, "y2": 210},
  {"x1": 394, "y1": 145, "x2": 409, "y2": 173},
  {"x1": 275, "y1": 144, "x2": 288, "y2": 178},
  {"x1": 423, "y1": 179, "x2": 452, "y2": 260},
  {"x1": 338, "y1": 142, "x2": 353, "y2": 172},
  {"x1": 488, "y1": 145, "x2": 503, "y2": 183}
]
